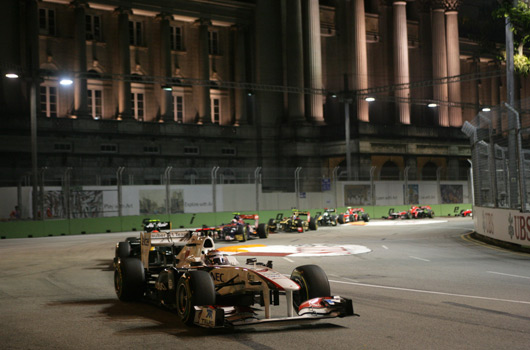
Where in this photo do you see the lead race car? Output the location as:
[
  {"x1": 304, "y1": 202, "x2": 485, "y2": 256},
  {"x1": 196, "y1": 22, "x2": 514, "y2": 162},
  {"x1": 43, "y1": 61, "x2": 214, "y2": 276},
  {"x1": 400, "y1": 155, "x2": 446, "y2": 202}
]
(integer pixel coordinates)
[{"x1": 113, "y1": 227, "x2": 355, "y2": 328}]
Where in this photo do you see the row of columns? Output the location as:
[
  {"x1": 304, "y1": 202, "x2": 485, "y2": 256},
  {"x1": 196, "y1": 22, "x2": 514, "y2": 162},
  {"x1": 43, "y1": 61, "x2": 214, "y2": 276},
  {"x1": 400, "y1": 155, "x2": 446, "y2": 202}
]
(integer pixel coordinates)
[{"x1": 347, "y1": 0, "x2": 462, "y2": 127}]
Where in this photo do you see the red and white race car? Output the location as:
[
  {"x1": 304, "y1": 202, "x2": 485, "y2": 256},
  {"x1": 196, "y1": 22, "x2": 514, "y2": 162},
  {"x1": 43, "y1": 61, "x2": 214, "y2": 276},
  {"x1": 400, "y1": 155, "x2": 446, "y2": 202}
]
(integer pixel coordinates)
[
  {"x1": 459, "y1": 209, "x2": 473, "y2": 217},
  {"x1": 215, "y1": 213, "x2": 268, "y2": 242},
  {"x1": 113, "y1": 228, "x2": 356, "y2": 328},
  {"x1": 338, "y1": 207, "x2": 370, "y2": 224}
]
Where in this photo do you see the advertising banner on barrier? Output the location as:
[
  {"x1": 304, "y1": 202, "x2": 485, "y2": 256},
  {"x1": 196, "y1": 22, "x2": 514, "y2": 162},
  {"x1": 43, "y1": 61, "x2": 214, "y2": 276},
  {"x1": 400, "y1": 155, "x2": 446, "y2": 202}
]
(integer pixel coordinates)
[{"x1": 474, "y1": 206, "x2": 530, "y2": 245}]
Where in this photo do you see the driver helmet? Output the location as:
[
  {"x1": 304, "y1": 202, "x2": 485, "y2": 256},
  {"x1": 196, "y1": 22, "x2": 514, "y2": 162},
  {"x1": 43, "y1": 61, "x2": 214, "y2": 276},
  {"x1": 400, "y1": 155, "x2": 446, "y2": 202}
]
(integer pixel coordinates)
[{"x1": 205, "y1": 249, "x2": 230, "y2": 265}]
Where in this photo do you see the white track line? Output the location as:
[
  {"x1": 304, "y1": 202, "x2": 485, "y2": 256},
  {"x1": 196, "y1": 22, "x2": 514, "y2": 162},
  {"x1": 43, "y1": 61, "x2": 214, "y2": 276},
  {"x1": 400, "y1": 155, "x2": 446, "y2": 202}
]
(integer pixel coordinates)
[
  {"x1": 487, "y1": 271, "x2": 530, "y2": 280},
  {"x1": 382, "y1": 245, "x2": 389, "y2": 250},
  {"x1": 329, "y1": 279, "x2": 530, "y2": 305},
  {"x1": 282, "y1": 257, "x2": 295, "y2": 263},
  {"x1": 409, "y1": 256, "x2": 430, "y2": 262}
]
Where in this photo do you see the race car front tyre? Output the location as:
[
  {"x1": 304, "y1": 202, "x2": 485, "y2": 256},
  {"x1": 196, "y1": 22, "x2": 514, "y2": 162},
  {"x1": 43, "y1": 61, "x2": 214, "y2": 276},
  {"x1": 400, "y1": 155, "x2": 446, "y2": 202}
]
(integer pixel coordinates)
[
  {"x1": 290, "y1": 264, "x2": 331, "y2": 311},
  {"x1": 257, "y1": 223, "x2": 269, "y2": 239},
  {"x1": 362, "y1": 214, "x2": 370, "y2": 222},
  {"x1": 337, "y1": 214, "x2": 345, "y2": 224},
  {"x1": 331, "y1": 215, "x2": 338, "y2": 226},
  {"x1": 308, "y1": 217, "x2": 318, "y2": 231},
  {"x1": 116, "y1": 241, "x2": 131, "y2": 259},
  {"x1": 176, "y1": 270, "x2": 216, "y2": 326},
  {"x1": 236, "y1": 225, "x2": 247, "y2": 242},
  {"x1": 114, "y1": 258, "x2": 145, "y2": 302}
]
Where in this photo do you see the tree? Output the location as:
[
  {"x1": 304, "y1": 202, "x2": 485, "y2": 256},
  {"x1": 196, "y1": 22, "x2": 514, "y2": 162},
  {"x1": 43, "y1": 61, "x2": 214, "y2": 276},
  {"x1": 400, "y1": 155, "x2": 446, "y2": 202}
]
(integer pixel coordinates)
[{"x1": 495, "y1": 0, "x2": 530, "y2": 75}]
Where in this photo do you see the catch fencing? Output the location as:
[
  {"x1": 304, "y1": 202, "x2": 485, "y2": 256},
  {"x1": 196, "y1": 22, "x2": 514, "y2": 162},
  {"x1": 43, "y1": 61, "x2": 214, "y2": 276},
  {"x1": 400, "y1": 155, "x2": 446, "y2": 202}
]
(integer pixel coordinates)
[{"x1": 462, "y1": 98, "x2": 530, "y2": 211}]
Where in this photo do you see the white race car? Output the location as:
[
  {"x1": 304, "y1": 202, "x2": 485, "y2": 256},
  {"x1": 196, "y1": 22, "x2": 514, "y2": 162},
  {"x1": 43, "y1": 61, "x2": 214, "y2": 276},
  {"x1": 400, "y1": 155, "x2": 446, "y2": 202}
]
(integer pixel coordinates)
[{"x1": 113, "y1": 227, "x2": 356, "y2": 328}]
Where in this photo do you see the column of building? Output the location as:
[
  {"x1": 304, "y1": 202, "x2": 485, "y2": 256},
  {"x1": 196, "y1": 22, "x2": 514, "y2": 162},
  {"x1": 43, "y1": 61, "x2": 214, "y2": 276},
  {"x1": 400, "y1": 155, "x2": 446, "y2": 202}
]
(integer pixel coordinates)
[
  {"x1": 231, "y1": 25, "x2": 247, "y2": 126},
  {"x1": 194, "y1": 18, "x2": 211, "y2": 124},
  {"x1": 157, "y1": 13, "x2": 173, "y2": 122},
  {"x1": 71, "y1": 0, "x2": 88, "y2": 119},
  {"x1": 431, "y1": 4, "x2": 449, "y2": 126},
  {"x1": 304, "y1": 0, "x2": 324, "y2": 124},
  {"x1": 445, "y1": 1, "x2": 462, "y2": 127},
  {"x1": 286, "y1": 0, "x2": 305, "y2": 123},
  {"x1": 115, "y1": 7, "x2": 132, "y2": 120},
  {"x1": 393, "y1": 0, "x2": 410, "y2": 124},
  {"x1": 352, "y1": 0, "x2": 369, "y2": 122}
]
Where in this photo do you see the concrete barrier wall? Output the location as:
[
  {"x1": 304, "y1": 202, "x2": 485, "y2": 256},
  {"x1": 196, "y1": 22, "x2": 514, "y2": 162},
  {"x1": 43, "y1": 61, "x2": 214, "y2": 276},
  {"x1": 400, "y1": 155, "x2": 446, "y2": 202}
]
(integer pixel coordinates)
[
  {"x1": 0, "y1": 203, "x2": 471, "y2": 239},
  {"x1": 473, "y1": 206, "x2": 530, "y2": 248}
]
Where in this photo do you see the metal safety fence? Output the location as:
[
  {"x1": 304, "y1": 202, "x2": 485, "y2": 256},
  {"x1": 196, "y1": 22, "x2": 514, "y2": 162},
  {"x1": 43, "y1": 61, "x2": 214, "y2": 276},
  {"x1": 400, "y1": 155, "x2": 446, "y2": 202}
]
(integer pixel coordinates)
[{"x1": 462, "y1": 98, "x2": 530, "y2": 211}]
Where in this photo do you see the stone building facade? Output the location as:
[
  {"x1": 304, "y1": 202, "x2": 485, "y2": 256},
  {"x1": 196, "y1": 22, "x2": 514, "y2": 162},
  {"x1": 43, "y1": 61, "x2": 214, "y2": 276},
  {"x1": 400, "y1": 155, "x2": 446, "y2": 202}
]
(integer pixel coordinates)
[{"x1": 0, "y1": 0, "x2": 524, "y2": 188}]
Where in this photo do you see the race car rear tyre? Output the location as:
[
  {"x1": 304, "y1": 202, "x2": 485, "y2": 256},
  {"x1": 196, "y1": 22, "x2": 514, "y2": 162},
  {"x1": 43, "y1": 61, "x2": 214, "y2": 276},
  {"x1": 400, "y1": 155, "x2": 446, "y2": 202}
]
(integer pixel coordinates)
[
  {"x1": 290, "y1": 264, "x2": 331, "y2": 311},
  {"x1": 308, "y1": 217, "x2": 318, "y2": 231},
  {"x1": 236, "y1": 225, "x2": 247, "y2": 242},
  {"x1": 176, "y1": 270, "x2": 216, "y2": 326},
  {"x1": 114, "y1": 258, "x2": 145, "y2": 302},
  {"x1": 337, "y1": 214, "x2": 345, "y2": 224},
  {"x1": 116, "y1": 241, "x2": 131, "y2": 259},
  {"x1": 257, "y1": 223, "x2": 269, "y2": 239}
]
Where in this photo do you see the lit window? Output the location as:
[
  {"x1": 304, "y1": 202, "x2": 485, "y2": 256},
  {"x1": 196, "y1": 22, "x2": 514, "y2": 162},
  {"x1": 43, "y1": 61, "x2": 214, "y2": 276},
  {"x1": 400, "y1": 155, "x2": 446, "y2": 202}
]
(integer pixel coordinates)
[
  {"x1": 131, "y1": 92, "x2": 145, "y2": 121},
  {"x1": 129, "y1": 20, "x2": 143, "y2": 46},
  {"x1": 39, "y1": 8, "x2": 56, "y2": 36},
  {"x1": 173, "y1": 94, "x2": 184, "y2": 122},
  {"x1": 88, "y1": 89, "x2": 103, "y2": 119},
  {"x1": 211, "y1": 97, "x2": 220, "y2": 123},
  {"x1": 170, "y1": 26, "x2": 183, "y2": 51},
  {"x1": 86, "y1": 14, "x2": 101, "y2": 41},
  {"x1": 40, "y1": 85, "x2": 58, "y2": 118},
  {"x1": 208, "y1": 30, "x2": 219, "y2": 55}
]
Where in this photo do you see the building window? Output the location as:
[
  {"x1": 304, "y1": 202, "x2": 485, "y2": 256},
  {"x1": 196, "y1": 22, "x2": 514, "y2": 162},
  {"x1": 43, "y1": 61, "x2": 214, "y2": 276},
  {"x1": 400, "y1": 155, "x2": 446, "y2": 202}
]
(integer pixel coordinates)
[
  {"x1": 208, "y1": 30, "x2": 219, "y2": 55},
  {"x1": 100, "y1": 144, "x2": 117, "y2": 153},
  {"x1": 54, "y1": 143, "x2": 72, "y2": 152},
  {"x1": 40, "y1": 85, "x2": 57, "y2": 118},
  {"x1": 131, "y1": 92, "x2": 145, "y2": 121},
  {"x1": 184, "y1": 146, "x2": 199, "y2": 155},
  {"x1": 143, "y1": 146, "x2": 159, "y2": 154},
  {"x1": 39, "y1": 8, "x2": 56, "y2": 36},
  {"x1": 221, "y1": 148, "x2": 236, "y2": 156},
  {"x1": 170, "y1": 25, "x2": 183, "y2": 51},
  {"x1": 86, "y1": 14, "x2": 101, "y2": 41},
  {"x1": 129, "y1": 20, "x2": 143, "y2": 46},
  {"x1": 88, "y1": 88, "x2": 103, "y2": 119},
  {"x1": 211, "y1": 97, "x2": 220, "y2": 123},
  {"x1": 172, "y1": 94, "x2": 184, "y2": 122}
]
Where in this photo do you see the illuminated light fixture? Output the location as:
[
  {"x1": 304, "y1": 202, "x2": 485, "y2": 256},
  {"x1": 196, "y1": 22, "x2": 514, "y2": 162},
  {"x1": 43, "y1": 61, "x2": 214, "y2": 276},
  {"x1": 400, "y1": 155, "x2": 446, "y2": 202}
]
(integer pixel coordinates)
[
  {"x1": 5, "y1": 73, "x2": 19, "y2": 79},
  {"x1": 331, "y1": 93, "x2": 337, "y2": 98},
  {"x1": 365, "y1": 97, "x2": 375, "y2": 102},
  {"x1": 428, "y1": 103, "x2": 437, "y2": 108},
  {"x1": 59, "y1": 78, "x2": 73, "y2": 86},
  {"x1": 482, "y1": 107, "x2": 491, "y2": 112},
  {"x1": 162, "y1": 85, "x2": 172, "y2": 91}
]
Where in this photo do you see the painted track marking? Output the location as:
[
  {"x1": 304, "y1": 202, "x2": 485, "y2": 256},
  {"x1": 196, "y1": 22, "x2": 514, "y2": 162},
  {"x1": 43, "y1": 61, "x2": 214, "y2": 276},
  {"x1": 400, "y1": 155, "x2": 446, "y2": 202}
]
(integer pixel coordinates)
[
  {"x1": 329, "y1": 279, "x2": 530, "y2": 305},
  {"x1": 409, "y1": 256, "x2": 430, "y2": 262},
  {"x1": 487, "y1": 271, "x2": 530, "y2": 280}
]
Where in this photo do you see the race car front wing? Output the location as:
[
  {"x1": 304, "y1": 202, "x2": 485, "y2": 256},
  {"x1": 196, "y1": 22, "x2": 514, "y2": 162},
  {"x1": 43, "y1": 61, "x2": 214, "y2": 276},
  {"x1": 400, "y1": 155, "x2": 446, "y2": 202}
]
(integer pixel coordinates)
[{"x1": 193, "y1": 296, "x2": 356, "y2": 328}]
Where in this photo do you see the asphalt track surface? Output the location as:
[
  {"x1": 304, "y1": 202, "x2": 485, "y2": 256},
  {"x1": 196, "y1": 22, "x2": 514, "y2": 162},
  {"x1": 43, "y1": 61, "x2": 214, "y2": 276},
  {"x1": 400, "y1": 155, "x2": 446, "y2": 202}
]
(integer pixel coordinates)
[{"x1": 1, "y1": 217, "x2": 529, "y2": 350}]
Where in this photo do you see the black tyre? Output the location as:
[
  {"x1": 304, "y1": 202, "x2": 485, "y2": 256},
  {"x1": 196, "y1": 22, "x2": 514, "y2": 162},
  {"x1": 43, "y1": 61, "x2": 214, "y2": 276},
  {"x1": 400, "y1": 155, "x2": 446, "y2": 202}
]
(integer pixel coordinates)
[
  {"x1": 363, "y1": 214, "x2": 370, "y2": 222},
  {"x1": 428, "y1": 211, "x2": 434, "y2": 218},
  {"x1": 116, "y1": 241, "x2": 131, "y2": 259},
  {"x1": 337, "y1": 214, "x2": 345, "y2": 224},
  {"x1": 267, "y1": 218, "x2": 276, "y2": 233},
  {"x1": 331, "y1": 215, "x2": 338, "y2": 226},
  {"x1": 308, "y1": 217, "x2": 318, "y2": 231},
  {"x1": 176, "y1": 270, "x2": 216, "y2": 326},
  {"x1": 236, "y1": 225, "x2": 247, "y2": 242},
  {"x1": 114, "y1": 258, "x2": 145, "y2": 301},
  {"x1": 290, "y1": 265, "x2": 331, "y2": 311},
  {"x1": 257, "y1": 223, "x2": 269, "y2": 239}
]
